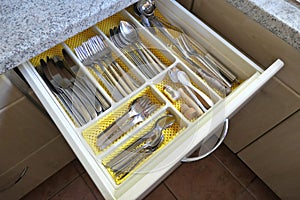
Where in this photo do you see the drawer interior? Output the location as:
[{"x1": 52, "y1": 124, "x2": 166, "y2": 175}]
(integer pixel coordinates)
[{"x1": 18, "y1": 0, "x2": 283, "y2": 199}]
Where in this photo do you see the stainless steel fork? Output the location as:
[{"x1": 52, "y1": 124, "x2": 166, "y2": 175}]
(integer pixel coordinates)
[
  {"x1": 75, "y1": 45, "x2": 124, "y2": 101},
  {"x1": 178, "y1": 34, "x2": 235, "y2": 88},
  {"x1": 98, "y1": 104, "x2": 158, "y2": 150},
  {"x1": 89, "y1": 35, "x2": 139, "y2": 91}
]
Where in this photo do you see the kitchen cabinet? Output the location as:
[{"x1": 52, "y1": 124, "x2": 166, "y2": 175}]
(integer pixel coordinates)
[
  {"x1": 190, "y1": 0, "x2": 300, "y2": 152},
  {"x1": 176, "y1": 0, "x2": 193, "y2": 10},
  {"x1": 0, "y1": 75, "x2": 23, "y2": 110},
  {"x1": 0, "y1": 73, "x2": 75, "y2": 199},
  {"x1": 238, "y1": 110, "x2": 300, "y2": 199},
  {"x1": 188, "y1": 0, "x2": 300, "y2": 198},
  {"x1": 17, "y1": 0, "x2": 283, "y2": 199},
  {"x1": 225, "y1": 78, "x2": 300, "y2": 152},
  {"x1": 0, "y1": 136, "x2": 75, "y2": 200}
]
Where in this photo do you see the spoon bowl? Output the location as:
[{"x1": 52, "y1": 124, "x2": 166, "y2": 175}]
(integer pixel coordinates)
[
  {"x1": 136, "y1": 0, "x2": 156, "y2": 17},
  {"x1": 108, "y1": 114, "x2": 175, "y2": 175},
  {"x1": 119, "y1": 21, "x2": 139, "y2": 43},
  {"x1": 177, "y1": 71, "x2": 214, "y2": 107}
]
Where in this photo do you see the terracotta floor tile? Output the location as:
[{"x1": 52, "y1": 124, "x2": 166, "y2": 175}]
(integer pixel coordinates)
[
  {"x1": 82, "y1": 173, "x2": 105, "y2": 200},
  {"x1": 21, "y1": 147, "x2": 279, "y2": 200},
  {"x1": 72, "y1": 159, "x2": 85, "y2": 175},
  {"x1": 247, "y1": 178, "x2": 280, "y2": 200},
  {"x1": 213, "y1": 144, "x2": 256, "y2": 187},
  {"x1": 144, "y1": 183, "x2": 176, "y2": 200},
  {"x1": 51, "y1": 176, "x2": 96, "y2": 200},
  {"x1": 164, "y1": 155, "x2": 245, "y2": 200},
  {"x1": 21, "y1": 161, "x2": 80, "y2": 200},
  {"x1": 236, "y1": 189, "x2": 255, "y2": 200}
]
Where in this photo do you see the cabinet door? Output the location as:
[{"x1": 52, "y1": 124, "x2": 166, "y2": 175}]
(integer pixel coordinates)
[
  {"x1": 225, "y1": 78, "x2": 300, "y2": 152},
  {"x1": 0, "y1": 97, "x2": 61, "y2": 174},
  {"x1": 176, "y1": 0, "x2": 193, "y2": 10},
  {"x1": 191, "y1": 0, "x2": 300, "y2": 94},
  {"x1": 238, "y1": 110, "x2": 300, "y2": 200},
  {"x1": 0, "y1": 75, "x2": 23, "y2": 110},
  {"x1": 0, "y1": 136, "x2": 75, "y2": 200}
]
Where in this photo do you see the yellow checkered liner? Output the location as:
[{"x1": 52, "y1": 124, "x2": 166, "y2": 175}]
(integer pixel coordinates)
[
  {"x1": 30, "y1": 44, "x2": 64, "y2": 67},
  {"x1": 82, "y1": 87, "x2": 163, "y2": 155},
  {"x1": 102, "y1": 111, "x2": 185, "y2": 185},
  {"x1": 95, "y1": 12, "x2": 173, "y2": 67}
]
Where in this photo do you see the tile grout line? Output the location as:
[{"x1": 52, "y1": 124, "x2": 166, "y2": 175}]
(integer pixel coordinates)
[
  {"x1": 72, "y1": 160, "x2": 98, "y2": 199},
  {"x1": 80, "y1": 173, "x2": 98, "y2": 200},
  {"x1": 211, "y1": 153, "x2": 258, "y2": 199},
  {"x1": 163, "y1": 182, "x2": 178, "y2": 200},
  {"x1": 47, "y1": 161, "x2": 83, "y2": 200},
  {"x1": 47, "y1": 174, "x2": 82, "y2": 200}
]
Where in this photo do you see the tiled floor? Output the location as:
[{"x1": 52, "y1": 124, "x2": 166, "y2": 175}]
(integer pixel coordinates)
[{"x1": 21, "y1": 145, "x2": 279, "y2": 200}]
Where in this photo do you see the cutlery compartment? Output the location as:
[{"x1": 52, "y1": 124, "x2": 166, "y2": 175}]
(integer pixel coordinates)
[
  {"x1": 155, "y1": 63, "x2": 221, "y2": 121},
  {"x1": 102, "y1": 107, "x2": 187, "y2": 185},
  {"x1": 82, "y1": 86, "x2": 165, "y2": 155},
  {"x1": 94, "y1": 12, "x2": 176, "y2": 79},
  {"x1": 29, "y1": 44, "x2": 111, "y2": 127},
  {"x1": 64, "y1": 28, "x2": 145, "y2": 101}
]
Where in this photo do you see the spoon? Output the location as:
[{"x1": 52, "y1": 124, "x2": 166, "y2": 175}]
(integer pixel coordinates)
[
  {"x1": 119, "y1": 20, "x2": 139, "y2": 43},
  {"x1": 177, "y1": 71, "x2": 214, "y2": 108},
  {"x1": 119, "y1": 21, "x2": 163, "y2": 75},
  {"x1": 169, "y1": 68, "x2": 213, "y2": 111},
  {"x1": 108, "y1": 114, "x2": 175, "y2": 176},
  {"x1": 135, "y1": 0, "x2": 156, "y2": 17}
]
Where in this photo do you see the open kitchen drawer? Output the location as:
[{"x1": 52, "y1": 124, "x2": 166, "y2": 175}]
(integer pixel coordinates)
[{"x1": 18, "y1": 0, "x2": 283, "y2": 199}]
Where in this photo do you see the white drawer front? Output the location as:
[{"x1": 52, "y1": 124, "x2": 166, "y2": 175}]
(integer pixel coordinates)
[{"x1": 18, "y1": 0, "x2": 283, "y2": 199}]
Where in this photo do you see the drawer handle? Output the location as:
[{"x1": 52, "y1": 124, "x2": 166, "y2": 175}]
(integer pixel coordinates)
[
  {"x1": 181, "y1": 119, "x2": 229, "y2": 162},
  {"x1": 0, "y1": 166, "x2": 29, "y2": 192}
]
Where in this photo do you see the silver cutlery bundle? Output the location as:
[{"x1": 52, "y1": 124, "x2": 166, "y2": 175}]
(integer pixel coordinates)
[
  {"x1": 104, "y1": 114, "x2": 176, "y2": 180},
  {"x1": 96, "y1": 95, "x2": 158, "y2": 150},
  {"x1": 37, "y1": 53, "x2": 110, "y2": 127},
  {"x1": 109, "y1": 20, "x2": 166, "y2": 79},
  {"x1": 74, "y1": 35, "x2": 140, "y2": 101}
]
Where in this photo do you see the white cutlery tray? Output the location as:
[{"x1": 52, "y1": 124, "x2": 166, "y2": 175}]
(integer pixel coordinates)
[{"x1": 18, "y1": 0, "x2": 283, "y2": 199}]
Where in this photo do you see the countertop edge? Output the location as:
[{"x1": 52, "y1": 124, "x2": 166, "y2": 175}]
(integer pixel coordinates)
[
  {"x1": 225, "y1": 0, "x2": 300, "y2": 52},
  {"x1": 0, "y1": 0, "x2": 139, "y2": 75}
]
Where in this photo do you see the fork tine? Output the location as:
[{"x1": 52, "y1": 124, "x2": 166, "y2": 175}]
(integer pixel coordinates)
[
  {"x1": 96, "y1": 36, "x2": 107, "y2": 49},
  {"x1": 83, "y1": 42, "x2": 93, "y2": 57},
  {"x1": 140, "y1": 96, "x2": 151, "y2": 107},
  {"x1": 180, "y1": 34, "x2": 192, "y2": 53},
  {"x1": 74, "y1": 47, "x2": 85, "y2": 61},
  {"x1": 92, "y1": 37, "x2": 103, "y2": 52},
  {"x1": 87, "y1": 40, "x2": 97, "y2": 55},
  {"x1": 144, "y1": 104, "x2": 157, "y2": 117}
]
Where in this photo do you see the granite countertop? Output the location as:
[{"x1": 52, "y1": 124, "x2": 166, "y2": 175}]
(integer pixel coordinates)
[
  {"x1": 0, "y1": 0, "x2": 138, "y2": 74},
  {"x1": 226, "y1": 0, "x2": 300, "y2": 51},
  {"x1": 0, "y1": 0, "x2": 299, "y2": 74}
]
